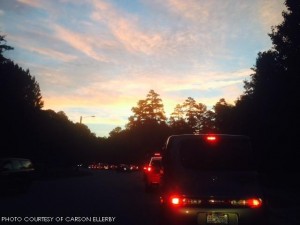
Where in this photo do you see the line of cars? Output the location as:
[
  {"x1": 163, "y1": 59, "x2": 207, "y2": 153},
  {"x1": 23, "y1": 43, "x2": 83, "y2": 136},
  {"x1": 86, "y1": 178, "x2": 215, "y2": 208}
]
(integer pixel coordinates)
[
  {"x1": 88, "y1": 162, "x2": 139, "y2": 172},
  {"x1": 143, "y1": 134, "x2": 267, "y2": 225}
]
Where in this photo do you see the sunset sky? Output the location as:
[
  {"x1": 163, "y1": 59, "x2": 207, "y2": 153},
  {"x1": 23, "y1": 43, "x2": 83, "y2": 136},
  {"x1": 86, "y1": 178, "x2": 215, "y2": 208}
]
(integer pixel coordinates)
[{"x1": 1, "y1": 0, "x2": 286, "y2": 137}]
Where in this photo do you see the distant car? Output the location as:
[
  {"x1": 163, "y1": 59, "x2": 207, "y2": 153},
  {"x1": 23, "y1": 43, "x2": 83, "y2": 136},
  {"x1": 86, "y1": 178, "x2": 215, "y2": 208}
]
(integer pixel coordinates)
[
  {"x1": 144, "y1": 154, "x2": 162, "y2": 192},
  {"x1": 129, "y1": 164, "x2": 139, "y2": 171},
  {"x1": 0, "y1": 158, "x2": 35, "y2": 193},
  {"x1": 117, "y1": 164, "x2": 131, "y2": 172},
  {"x1": 159, "y1": 134, "x2": 266, "y2": 225}
]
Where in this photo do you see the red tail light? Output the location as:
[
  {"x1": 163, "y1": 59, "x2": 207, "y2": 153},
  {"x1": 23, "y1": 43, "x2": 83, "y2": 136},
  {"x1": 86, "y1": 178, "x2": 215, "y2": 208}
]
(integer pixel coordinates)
[
  {"x1": 171, "y1": 197, "x2": 180, "y2": 205},
  {"x1": 247, "y1": 198, "x2": 262, "y2": 208},
  {"x1": 169, "y1": 195, "x2": 202, "y2": 206},
  {"x1": 206, "y1": 135, "x2": 217, "y2": 142},
  {"x1": 147, "y1": 166, "x2": 152, "y2": 172},
  {"x1": 166, "y1": 195, "x2": 262, "y2": 208},
  {"x1": 231, "y1": 198, "x2": 262, "y2": 208}
]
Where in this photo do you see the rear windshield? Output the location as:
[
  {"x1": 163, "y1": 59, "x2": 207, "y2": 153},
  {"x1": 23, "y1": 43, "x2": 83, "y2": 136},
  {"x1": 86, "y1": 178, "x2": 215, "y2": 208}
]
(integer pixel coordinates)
[
  {"x1": 150, "y1": 158, "x2": 162, "y2": 168},
  {"x1": 179, "y1": 137, "x2": 255, "y2": 171}
]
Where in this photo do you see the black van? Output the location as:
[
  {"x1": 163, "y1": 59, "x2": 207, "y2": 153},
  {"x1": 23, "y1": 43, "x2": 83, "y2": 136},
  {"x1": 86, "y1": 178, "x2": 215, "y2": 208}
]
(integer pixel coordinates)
[
  {"x1": 0, "y1": 158, "x2": 35, "y2": 193},
  {"x1": 159, "y1": 134, "x2": 266, "y2": 225}
]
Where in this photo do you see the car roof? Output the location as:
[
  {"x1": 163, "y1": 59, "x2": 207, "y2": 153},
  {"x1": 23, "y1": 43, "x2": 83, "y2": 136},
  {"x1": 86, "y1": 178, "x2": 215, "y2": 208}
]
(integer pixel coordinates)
[
  {"x1": 166, "y1": 134, "x2": 250, "y2": 145},
  {"x1": 150, "y1": 156, "x2": 162, "y2": 160},
  {"x1": 149, "y1": 156, "x2": 162, "y2": 163},
  {"x1": 168, "y1": 133, "x2": 249, "y2": 139}
]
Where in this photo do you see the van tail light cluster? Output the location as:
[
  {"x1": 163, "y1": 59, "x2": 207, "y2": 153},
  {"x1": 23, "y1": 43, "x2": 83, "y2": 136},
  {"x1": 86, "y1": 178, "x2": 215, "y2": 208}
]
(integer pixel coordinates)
[
  {"x1": 165, "y1": 195, "x2": 262, "y2": 208},
  {"x1": 164, "y1": 195, "x2": 203, "y2": 207},
  {"x1": 230, "y1": 198, "x2": 262, "y2": 208}
]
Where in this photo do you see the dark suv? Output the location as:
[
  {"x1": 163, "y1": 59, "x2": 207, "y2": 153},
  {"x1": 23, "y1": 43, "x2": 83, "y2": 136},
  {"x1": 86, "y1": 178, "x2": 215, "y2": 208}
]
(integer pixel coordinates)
[
  {"x1": 0, "y1": 158, "x2": 35, "y2": 193},
  {"x1": 159, "y1": 134, "x2": 266, "y2": 225}
]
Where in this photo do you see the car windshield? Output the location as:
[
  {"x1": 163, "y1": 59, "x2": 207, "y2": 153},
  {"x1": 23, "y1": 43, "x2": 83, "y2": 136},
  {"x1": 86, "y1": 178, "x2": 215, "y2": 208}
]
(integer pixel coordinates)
[{"x1": 179, "y1": 137, "x2": 255, "y2": 171}]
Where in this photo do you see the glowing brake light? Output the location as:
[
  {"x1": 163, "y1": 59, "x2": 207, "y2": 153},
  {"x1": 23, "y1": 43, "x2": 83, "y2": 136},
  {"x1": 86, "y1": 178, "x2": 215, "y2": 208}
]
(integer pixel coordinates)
[
  {"x1": 231, "y1": 198, "x2": 262, "y2": 208},
  {"x1": 171, "y1": 197, "x2": 180, "y2": 205},
  {"x1": 247, "y1": 198, "x2": 262, "y2": 208},
  {"x1": 169, "y1": 195, "x2": 202, "y2": 206},
  {"x1": 147, "y1": 166, "x2": 152, "y2": 172},
  {"x1": 206, "y1": 135, "x2": 217, "y2": 141}
]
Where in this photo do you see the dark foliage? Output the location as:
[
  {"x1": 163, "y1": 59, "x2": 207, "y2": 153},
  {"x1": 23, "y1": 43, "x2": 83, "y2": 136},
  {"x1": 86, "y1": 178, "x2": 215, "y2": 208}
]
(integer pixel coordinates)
[{"x1": 232, "y1": 0, "x2": 300, "y2": 171}]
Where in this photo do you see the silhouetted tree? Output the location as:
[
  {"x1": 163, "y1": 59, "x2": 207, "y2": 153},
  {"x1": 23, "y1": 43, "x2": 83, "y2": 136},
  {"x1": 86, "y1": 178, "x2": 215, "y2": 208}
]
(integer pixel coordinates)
[
  {"x1": 0, "y1": 34, "x2": 13, "y2": 63},
  {"x1": 119, "y1": 90, "x2": 170, "y2": 161},
  {"x1": 126, "y1": 89, "x2": 166, "y2": 129},
  {"x1": 0, "y1": 61, "x2": 44, "y2": 113},
  {"x1": 109, "y1": 126, "x2": 123, "y2": 138},
  {"x1": 0, "y1": 36, "x2": 44, "y2": 157},
  {"x1": 0, "y1": 35, "x2": 102, "y2": 168},
  {"x1": 213, "y1": 98, "x2": 235, "y2": 133},
  {"x1": 235, "y1": 0, "x2": 300, "y2": 170},
  {"x1": 169, "y1": 104, "x2": 190, "y2": 134},
  {"x1": 183, "y1": 97, "x2": 201, "y2": 131},
  {"x1": 169, "y1": 97, "x2": 212, "y2": 133}
]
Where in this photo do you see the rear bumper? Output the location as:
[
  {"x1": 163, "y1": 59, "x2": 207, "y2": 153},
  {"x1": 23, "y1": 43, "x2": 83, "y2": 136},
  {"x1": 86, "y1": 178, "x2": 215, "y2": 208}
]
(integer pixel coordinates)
[
  {"x1": 145, "y1": 175, "x2": 161, "y2": 185},
  {"x1": 161, "y1": 205, "x2": 266, "y2": 225}
]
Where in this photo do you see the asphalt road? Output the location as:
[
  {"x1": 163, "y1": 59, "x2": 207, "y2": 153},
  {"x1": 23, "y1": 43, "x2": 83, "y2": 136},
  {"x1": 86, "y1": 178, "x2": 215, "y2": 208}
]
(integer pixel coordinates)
[
  {"x1": 0, "y1": 169, "x2": 298, "y2": 225},
  {"x1": 0, "y1": 169, "x2": 160, "y2": 225}
]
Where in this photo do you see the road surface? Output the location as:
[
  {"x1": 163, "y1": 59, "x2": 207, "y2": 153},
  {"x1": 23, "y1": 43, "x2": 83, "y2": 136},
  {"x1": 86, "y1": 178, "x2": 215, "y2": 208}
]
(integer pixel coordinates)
[{"x1": 0, "y1": 169, "x2": 298, "y2": 225}]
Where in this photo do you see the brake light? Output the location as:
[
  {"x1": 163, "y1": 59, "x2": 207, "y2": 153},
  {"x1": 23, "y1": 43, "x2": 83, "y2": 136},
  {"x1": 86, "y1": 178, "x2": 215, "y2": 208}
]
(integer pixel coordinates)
[
  {"x1": 169, "y1": 196, "x2": 202, "y2": 206},
  {"x1": 147, "y1": 166, "x2": 152, "y2": 172},
  {"x1": 206, "y1": 135, "x2": 217, "y2": 141},
  {"x1": 247, "y1": 198, "x2": 262, "y2": 208},
  {"x1": 171, "y1": 197, "x2": 180, "y2": 205},
  {"x1": 167, "y1": 196, "x2": 262, "y2": 208},
  {"x1": 231, "y1": 198, "x2": 262, "y2": 208}
]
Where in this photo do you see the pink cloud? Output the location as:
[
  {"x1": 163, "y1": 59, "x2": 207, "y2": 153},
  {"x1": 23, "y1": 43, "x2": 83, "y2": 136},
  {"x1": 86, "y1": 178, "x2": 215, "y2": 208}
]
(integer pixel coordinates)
[
  {"x1": 91, "y1": 0, "x2": 165, "y2": 55},
  {"x1": 53, "y1": 25, "x2": 111, "y2": 62}
]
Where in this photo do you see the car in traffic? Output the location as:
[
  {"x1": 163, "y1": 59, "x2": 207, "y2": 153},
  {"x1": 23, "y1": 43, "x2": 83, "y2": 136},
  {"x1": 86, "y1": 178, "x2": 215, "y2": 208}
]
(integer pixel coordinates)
[
  {"x1": 0, "y1": 157, "x2": 35, "y2": 194},
  {"x1": 144, "y1": 153, "x2": 162, "y2": 192},
  {"x1": 116, "y1": 164, "x2": 131, "y2": 172},
  {"x1": 159, "y1": 134, "x2": 266, "y2": 225}
]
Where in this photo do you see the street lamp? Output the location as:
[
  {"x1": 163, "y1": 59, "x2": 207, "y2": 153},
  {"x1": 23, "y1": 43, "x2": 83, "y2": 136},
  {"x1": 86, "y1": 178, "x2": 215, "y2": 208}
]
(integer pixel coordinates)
[{"x1": 80, "y1": 115, "x2": 95, "y2": 124}]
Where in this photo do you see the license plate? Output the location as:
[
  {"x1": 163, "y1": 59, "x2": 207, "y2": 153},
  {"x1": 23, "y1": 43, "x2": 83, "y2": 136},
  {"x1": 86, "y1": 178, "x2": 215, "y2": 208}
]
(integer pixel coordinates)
[{"x1": 207, "y1": 213, "x2": 228, "y2": 224}]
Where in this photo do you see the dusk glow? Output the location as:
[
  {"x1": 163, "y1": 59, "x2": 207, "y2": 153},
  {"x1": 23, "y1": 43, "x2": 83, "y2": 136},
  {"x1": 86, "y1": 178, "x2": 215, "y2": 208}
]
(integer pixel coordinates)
[{"x1": 0, "y1": 0, "x2": 285, "y2": 137}]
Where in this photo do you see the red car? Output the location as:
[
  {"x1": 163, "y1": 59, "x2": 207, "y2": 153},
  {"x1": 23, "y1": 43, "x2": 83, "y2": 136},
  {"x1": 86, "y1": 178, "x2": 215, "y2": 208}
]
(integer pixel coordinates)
[{"x1": 143, "y1": 154, "x2": 162, "y2": 192}]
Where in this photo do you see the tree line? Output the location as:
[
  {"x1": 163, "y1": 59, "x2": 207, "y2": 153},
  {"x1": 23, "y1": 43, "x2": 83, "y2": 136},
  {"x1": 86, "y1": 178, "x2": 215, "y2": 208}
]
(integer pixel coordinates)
[{"x1": 1, "y1": 0, "x2": 299, "y2": 171}]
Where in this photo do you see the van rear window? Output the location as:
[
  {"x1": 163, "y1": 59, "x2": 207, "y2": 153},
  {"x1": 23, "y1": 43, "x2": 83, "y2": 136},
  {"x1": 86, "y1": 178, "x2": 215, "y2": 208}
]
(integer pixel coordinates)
[{"x1": 179, "y1": 137, "x2": 255, "y2": 171}]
